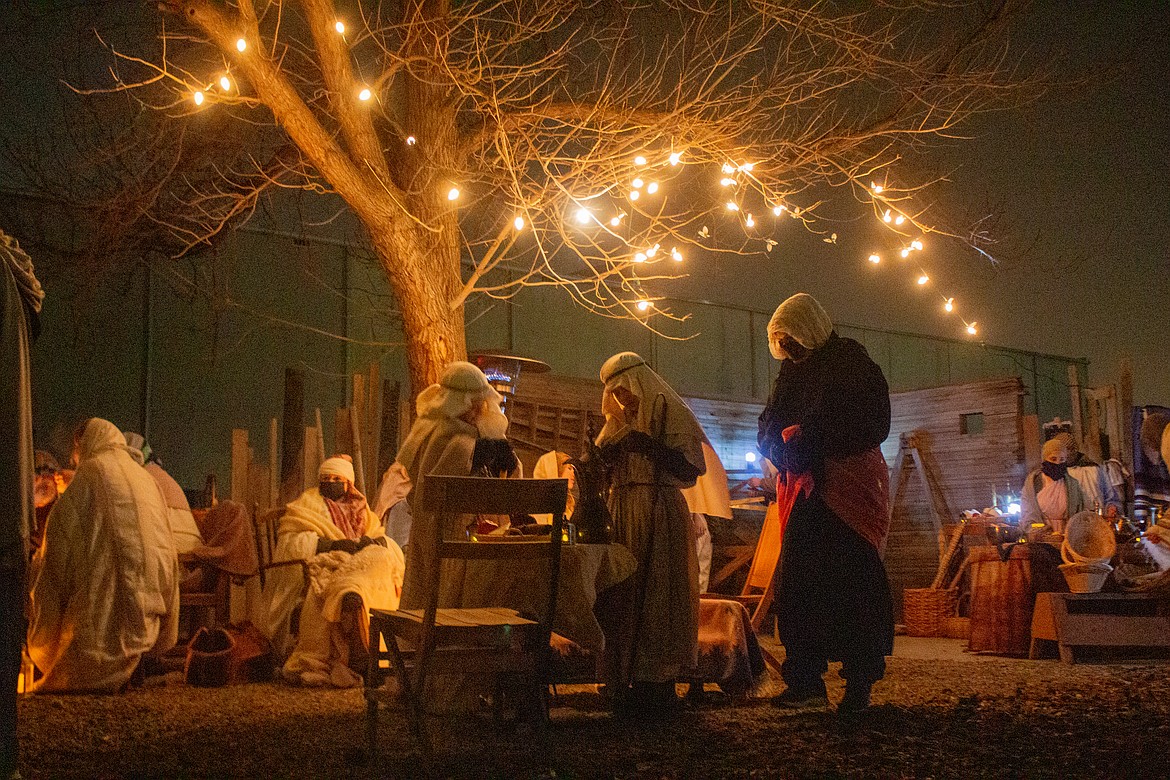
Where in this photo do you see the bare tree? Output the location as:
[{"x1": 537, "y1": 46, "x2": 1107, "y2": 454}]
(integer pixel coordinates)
[{"x1": 86, "y1": 0, "x2": 1036, "y2": 395}]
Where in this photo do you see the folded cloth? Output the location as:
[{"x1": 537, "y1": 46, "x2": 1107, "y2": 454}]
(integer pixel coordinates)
[{"x1": 691, "y1": 599, "x2": 766, "y2": 696}]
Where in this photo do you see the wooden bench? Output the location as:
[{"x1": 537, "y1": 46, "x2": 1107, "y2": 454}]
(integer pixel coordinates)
[{"x1": 1029, "y1": 592, "x2": 1170, "y2": 663}]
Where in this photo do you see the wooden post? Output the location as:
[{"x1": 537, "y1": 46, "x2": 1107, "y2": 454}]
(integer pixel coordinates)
[
  {"x1": 1067, "y1": 364, "x2": 1084, "y2": 450},
  {"x1": 268, "y1": 418, "x2": 278, "y2": 508},
  {"x1": 303, "y1": 426, "x2": 321, "y2": 491},
  {"x1": 350, "y1": 405, "x2": 366, "y2": 495},
  {"x1": 280, "y1": 368, "x2": 305, "y2": 503},
  {"x1": 367, "y1": 363, "x2": 381, "y2": 494},
  {"x1": 231, "y1": 429, "x2": 250, "y2": 504},
  {"x1": 313, "y1": 408, "x2": 326, "y2": 462},
  {"x1": 335, "y1": 407, "x2": 354, "y2": 456},
  {"x1": 1120, "y1": 357, "x2": 1134, "y2": 474}
]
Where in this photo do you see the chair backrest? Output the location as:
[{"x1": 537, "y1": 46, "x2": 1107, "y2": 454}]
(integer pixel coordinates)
[
  {"x1": 744, "y1": 500, "x2": 782, "y2": 593},
  {"x1": 415, "y1": 475, "x2": 568, "y2": 655},
  {"x1": 251, "y1": 505, "x2": 285, "y2": 588}
]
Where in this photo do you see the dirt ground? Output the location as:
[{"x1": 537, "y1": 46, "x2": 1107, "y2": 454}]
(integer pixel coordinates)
[{"x1": 14, "y1": 638, "x2": 1170, "y2": 779}]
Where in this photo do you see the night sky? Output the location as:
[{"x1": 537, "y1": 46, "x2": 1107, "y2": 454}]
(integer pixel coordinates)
[{"x1": 2, "y1": 1, "x2": 1168, "y2": 403}]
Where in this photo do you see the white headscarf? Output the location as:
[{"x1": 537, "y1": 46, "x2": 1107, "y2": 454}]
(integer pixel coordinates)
[
  {"x1": 396, "y1": 361, "x2": 504, "y2": 473},
  {"x1": 767, "y1": 293, "x2": 833, "y2": 359},
  {"x1": 595, "y1": 352, "x2": 706, "y2": 475},
  {"x1": 319, "y1": 455, "x2": 356, "y2": 484}
]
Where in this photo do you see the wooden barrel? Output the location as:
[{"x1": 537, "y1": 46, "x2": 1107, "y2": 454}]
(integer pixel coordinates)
[{"x1": 968, "y1": 544, "x2": 1066, "y2": 655}]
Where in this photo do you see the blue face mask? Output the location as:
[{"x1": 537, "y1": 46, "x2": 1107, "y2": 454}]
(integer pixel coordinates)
[{"x1": 1040, "y1": 461, "x2": 1067, "y2": 481}]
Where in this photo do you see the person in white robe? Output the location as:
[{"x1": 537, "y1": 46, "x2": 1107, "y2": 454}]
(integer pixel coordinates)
[
  {"x1": 1052, "y1": 432, "x2": 1124, "y2": 517},
  {"x1": 27, "y1": 418, "x2": 179, "y2": 692},
  {"x1": 123, "y1": 432, "x2": 203, "y2": 554},
  {"x1": 532, "y1": 450, "x2": 576, "y2": 524},
  {"x1": 268, "y1": 455, "x2": 404, "y2": 688},
  {"x1": 1021, "y1": 437, "x2": 1086, "y2": 535},
  {"x1": 681, "y1": 440, "x2": 732, "y2": 593}
]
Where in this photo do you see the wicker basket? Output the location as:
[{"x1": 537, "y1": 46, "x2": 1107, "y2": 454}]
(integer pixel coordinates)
[
  {"x1": 903, "y1": 588, "x2": 957, "y2": 637},
  {"x1": 943, "y1": 616, "x2": 971, "y2": 639}
]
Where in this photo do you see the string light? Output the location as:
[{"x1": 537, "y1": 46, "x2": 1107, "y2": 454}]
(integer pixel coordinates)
[
  {"x1": 647, "y1": 182, "x2": 659, "y2": 194},
  {"x1": 966, "y1": 322, "x2": 978, "y2": 336},
  {"x1": 447, "y1": 186, "x2": 460, "y2": 201},
  {"x1": 646, "y1": 244, "x2": 660, "y2": 258},
  {"x1": 405, "y1": 136, "x2": 416, "y2": 146},
  {"x1": 871, "y1": 182, "x2": 884, "y2": 194},
  {"x1": 895, "y1": 215, "x2": 906, "y2": 226},
  {"x1": 637, "y1": 300, "x2": 651, "y2": 311},
  {"x1": 721, "y1": 163, "x2": 735, "y2": 174},
  {"x1": 634, "y1": 155, "x2": 647, "y2": 166},
  {"x1": 900, "y1": 248, "x2": 910, "y2": 258},
  {"x1": 944, "y1": 298, "x2": 954, "y2": 312},
  {"x1": 629, "y1": 190, "x2": 640, "y2": 201},
  {"x1": 725, "y1": 202, "x2": 739, "y2": 212},
  {"x1": 633, "y1": 252, "x2": 647, "y2": 263},
  {"x1": 739, "y1": 162, "x2": 755, "y2": 172},
  {"x1": 669, "y1": 151, "x2": 682, "y2": 166},
  {"x1": 574, "y1": 207, "x2": 592, "y2": 225},
  {"x1": 236, "y1": 38, "x2": 247, "y2": 52},
  {"x1": 358, "y1": 87, "x2": 372, "y2": 101},
  {"x1": 917, "y1": 274, "x2": 929, "y2": 285},
  {"x1": 671, "y1": 247, "x2": 683, "y2": 261},
  {"x1": 883, "y1": 210, "x2": 892, "y2": 223},
  {"x1": 334, "y1": 20, "x2": 346, "y2": 34},
  {"x1": 868, "y1": 254, "x2": 881, "y2": 264},
  {"x1": 192, "y1": 90, "x2": 205, "y2": 106},
  {"x1": 610, "y1": 216, "x2": 622, "y2": 227},
  {"x1": 720, "y1": 178, "x2": 736, "y2": 187},
  {"x1": 745, "y1": 214, "x2": 755, "y2": 228},
  {"x1": 632, "y1": 177, "x2": 644, "y2": 189},
  {"x1": 911, "y1": 239, "x2": 924, "y2": 250},
  {"x1": 772, "y1": 205, "x2": 786, "y2": 216},
  {"x1": 513, "y1": 216, "x2": 525, "y2": 230}
]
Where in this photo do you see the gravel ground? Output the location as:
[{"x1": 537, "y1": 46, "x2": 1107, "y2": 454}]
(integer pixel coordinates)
[{"x1": 15, "y1": 638, "x2": 1170, "y2": 779}]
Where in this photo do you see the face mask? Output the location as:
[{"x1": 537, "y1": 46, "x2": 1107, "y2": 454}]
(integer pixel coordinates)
[
  {"x1": 319, "y1": 481, "x2": 347, "y2": 501},
  {"x1": 1040, "y1": 461, "x2": 1067, "y2": 481}
]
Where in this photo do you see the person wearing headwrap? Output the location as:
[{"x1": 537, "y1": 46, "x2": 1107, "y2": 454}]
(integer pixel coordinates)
[
  {"x1": 595, "y1": 352, "x2": 705, "y2": 716},
  {"x1": 758, "y1": 292, "x2": 893, "y2": 717},
  {"x1": 396, "y1": 361, "x2": 520, "y2": 610},
  {"x1": 123, "y1": 432, "x2": 204, "y2": 554},
  {"x1": 1021, "y1": 437, "x2": 1087, "y2": 534},
  {"x1": 26, "y1": 418, "x2": 180, "y2": 692},
  {"x1": 267, "y1": 454, "x2": 404, "y2": 687},
  {"x1": 1052, "y1": 432, "x2": 1124, "y2": 518},
  {"x1": 3, "y1": 230, "x2": 41, "y2": 767}
]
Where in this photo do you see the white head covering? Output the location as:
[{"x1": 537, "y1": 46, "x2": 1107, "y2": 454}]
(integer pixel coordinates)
[
  {"x1": 79, "y1": 418, "x2": 139, "y2": 464},
  {"x1": 767, "y1": 293, "x2": 833, "y2": 358},
  {"x1": 595, "y1": 352, "x2": 706, "y2": 477},
  {"x1": 414, "y1": 361, "x2": 503, "y2": 421},
  {"x1": 1042, "y1": 437, "x2": 1068, "y2": 464},
  {"x1": 319, "y1": 455, "x2": 356, "y2": 484}
]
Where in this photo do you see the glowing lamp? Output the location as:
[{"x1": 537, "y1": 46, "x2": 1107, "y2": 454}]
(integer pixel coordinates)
[
  {"x1": 895, "y1": 215, "x2": 906, "y2": 225},
  {"x1": 219, "y1": 76, "x2": 231, "y2": 91},
  {"x1": 636, "y1": 300, "x2": 651, "y2": 311},
  {"x1": 868, "y1": 254, "x2": 881, "y2": 264},
  {"x1": 629, "y1": 190, "x2": 640, "y2": 201},
  {"x1": 513, "y1": 216, "x2": 525, "y2": 230},
  {"x1": 633, "y1": 252, "x2": 647, "y2": 263},
  {"x1": 405, "y1": 136, "x2": 417, "y2": 145},
  {"x1": 668, "y1": 152, "x2": 682, "y2": 165},
  {"x1": 634, "y1": 155, "x2": 647, "y2": 166},
  {"x1": 192, "y1": 90, "x2": 205, "y2": 106},
  {"x1": 632, "y1": 177, "x2": 644, "y2": 189},
  {"x1": 966, "y1": 323, "x2": 978, "y2": 335},
  {"x1": 745, "y1": 451, "x2": 757, "y2": 463},
  {"x1": 900, "y1": 249, "x2": 910, "y2": 258},
  {"x1": 575, "y1": 207, "x2": 592, "y2": 224},
  {"x1": 773, "y1": 205, "x2": 786, "y2": 216},
  {"x1": 917, "y1": 275, "x2": 929, "y2": 285},
  {"x1": 647, "y1": 182, "x2": 659, "y2": 194},
  {"x1": 944, "y1": 298, "x2": 954, "y2": 312},
  {"x1": 745, "y1": 214, "x2": 755, "y2": 227},
  {"x1": 725, "y1": 202, "x2": 739, "y2": 212},
  {"x1": 335, "y1": 21, "x2": 346, "y2": 34},
  {"x1": 671, "y1": 247, "x2": 683, "y2": 261},
  {"x1": 236, "y1": 38, "x2": 247, "y2": 52},
  {"x1": 469, "y1": 352, "x2": 550, "y2": 413},
  {"x1": 447, "y1": 187, "x2": 461, "y2": 200},
  {"x1": 358, "y1": 88, "x2": 372, "y2": 101},
  {"x1": 872, "y1": 183, "x2": 883, "y2": 193},
  {"x1": 610, "y1": 216, "x2": 621, "y2": 227},
  {"x1": 721, "y1": 163, "x2": 735, "y2": 174}
]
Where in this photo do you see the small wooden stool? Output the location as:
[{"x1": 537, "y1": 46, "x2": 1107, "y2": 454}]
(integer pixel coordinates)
[{"x1": 1029, "y1": 592, "x2": 1170, "y2": 663}]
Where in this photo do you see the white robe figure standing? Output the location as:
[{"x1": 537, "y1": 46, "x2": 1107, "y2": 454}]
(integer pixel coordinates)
[
  {"x1": 27, "y1": 418, "x2": 179, "y2": 692},
  {"x1": 267, "y1": 455, "x2": 405, "y2": 688}
]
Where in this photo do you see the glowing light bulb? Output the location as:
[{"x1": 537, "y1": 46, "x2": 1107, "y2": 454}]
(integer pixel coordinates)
[
  {"x1": 632, "y1": 177, "x2": 644, "y2": 189},
  {"x1": 773, "y1": 205, "x2": 786, "y2": 216},
  {"x1": 721, "y1": 163, "x2": 735, "y2": 174},
  {"x1": 669, "y1": 151, "x2": 682, "y2": 165},
  {"x1": 335, "y1": 20, "x2": 346, "y2": 34},
  {"x1": 671, "y1": 247, "x2": 683, "y2": 261},
  {"x1": 236, "y1": 38, "x2": 247, "y2": 52},
  {"x1": 720, "y1": 178, "x2": 735, "y2": 187},
  {"x1": 868, "y1": 254, "x2": 881, "y2": 264},
  {"x1": 944, "y1": 298, "x2": 954, "y2": 312},
  {"x1": 192, "y1": 90, "x2": 205, "y2": 106},
  {"x1": 917, "y1": 274, "x2": 929, "y2": 285},
  {"x1": 647, "y1": 182, "x2": 659, "y2": 194},
  {"x1": 745, "y1": 452, "x2": 757, "y2": 463},
  {"x1": 967, "y1": 323, "x2": 978, "y2": 335},
  {"x1": 739, "y1": 162, "x2": 754, "y2": 172},
  {"x1": 634, "y1": 155, "x2": 647, "y2": 166},
  {"x1": 895, "y1": 215, "x2": 906, "y2": 225},
  {"x1": 405, "y1": 135, "x2": 416, "y2": 145},
  {"x1": 900, "y1": 248, "x2": 911, "y2": 258},
  {"x1": 575, "y1": 208, "x2": 592, "y2": 224},
  {"x1": 883, "y1": 210, "x2": 892, "y2": 223},
  {"x1": 872, "y1": 182, "x2": 883, "y2": 194},
  {"x1": 1008, "y1": 501, "x2": 1020, "y2": 514},
  {"x1": 358, "y1": 88, "x2": 372, "y2": 101},
  {"x1": 513, "y1": 216, "x2": 525, "y2": 230},
  {"x1": 745, "y1": 214, "x2": 755, "y2": 227},
  {"x1": 636, "y1": 300, "x2": 651, "y2": 311},
  {"x1": 647, "y1": 244, "x2": 659, "y2": 257},
  {"x1": 219, "y1": 76, "x2": 231, "y2": 91},
  {"x1": 610, "y1": 216, "x2": 621, "y2": 227},
  {"x1": 629, "y1": 190, "x2": 640, "y2": 201},
  {"x1": 911, "y1": 239, "x2": 923, "y2": 251},
  {"x1": 726, "y1": 202, "x2": 739, "y2": 212},
  {"x1": 447, "y1": 187, "x2": 460, "y2": 201},
  {"x1": 633, "y1": 252, "x2": 647, "y2": 263}
]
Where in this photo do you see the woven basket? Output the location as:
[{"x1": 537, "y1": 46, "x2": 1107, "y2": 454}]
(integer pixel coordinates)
[
  {"x1": 943, "y1": 616, "x2": 971, "y2": 639},
  {"x1": 903, "y1": 588, "x2": 957, "y2": 637}
]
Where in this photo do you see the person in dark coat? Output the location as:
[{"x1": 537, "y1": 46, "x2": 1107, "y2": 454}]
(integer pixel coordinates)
[
  {"x1": 1, "y1": 229, "x2": 42, "y2": 774},
  {"x1": 758, "y1": 293, "x2": 893, "y2": 716}
]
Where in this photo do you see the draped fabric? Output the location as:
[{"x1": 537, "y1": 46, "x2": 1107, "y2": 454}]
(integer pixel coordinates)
[
  {"x1": 189, "y1": 501, "x2": 258, "y2": 578},
  {"x1": 27, "y1": 419, "x2": 179, "y2": 692}
]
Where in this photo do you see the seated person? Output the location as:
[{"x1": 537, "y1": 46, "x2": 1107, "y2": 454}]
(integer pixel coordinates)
[
  {"x1": 1053, "y1": 432, "x2": 1123, "y2": 518},
  {"x1": 267, "y1": 455, "x2": 405, "y2": 687},
  {"x1": 27, "y1": 418, "x2": 179, "y2": 692},
  {"x1": 124, "y1": 432, "x2": 203, "y2": 554},
  {"x1": 532, "y1": 450, "x2": 577, "y2": 524},
  {"x1": 1021, "y1": 437, "x2": 1086, "y2": 536},
  {"x1": 396, "y1": 361, "x2": 516, "y2": 610},
  {"x1": 31, "y1": 450, "x2": 64, "y2": 555}
]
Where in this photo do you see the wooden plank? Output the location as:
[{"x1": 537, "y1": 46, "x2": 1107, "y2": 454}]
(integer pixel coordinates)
[
  {"x1": 267, "y1": 418, "x2": 278, "y2": 508},
  {"x1": 247, "y1": 463, "x2": 271, "y2": 511},
  {"x1": 1068, "y1": 364, "x2": 1084, "y2": 448},
  {"x1": 280, "y1": 368, "x2": 305, "y2": 504},
  {"x1": 350, "y1": 405, "x2": 366, "y2": 495},
  {"x1": 313, "y1": 407, "x2": 326, "y2": 462},
  {"x1": 303, "y1": 425, "x2": 321, "y2": 491},
  {"x1": 368, "y1": 363, "x2": 382, "y2": 494},
  {"x1": 334, "y1": 407, "x2": 353, "y2": 457},
  {"x1": 231, "y1": 428, "x2": 249, "y2": 504}
]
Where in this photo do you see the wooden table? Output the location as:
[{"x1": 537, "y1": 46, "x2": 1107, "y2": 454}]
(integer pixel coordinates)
[{"x1": 1030, "y1": 592, "x2": 1170, "y2": 663}]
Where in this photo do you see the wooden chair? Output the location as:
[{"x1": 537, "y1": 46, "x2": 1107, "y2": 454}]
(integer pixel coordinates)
[
  {"x1": 701, "y1": 499, "x2": 783, "y2": 672},
  {"x1": 364, "y1": 475, "x2": 567, "y2": 760}
]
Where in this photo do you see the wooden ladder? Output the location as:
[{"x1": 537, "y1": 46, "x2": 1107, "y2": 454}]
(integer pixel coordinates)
[{"x1": 889, "y1": 431, "x2": 954, "y2": 566}]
